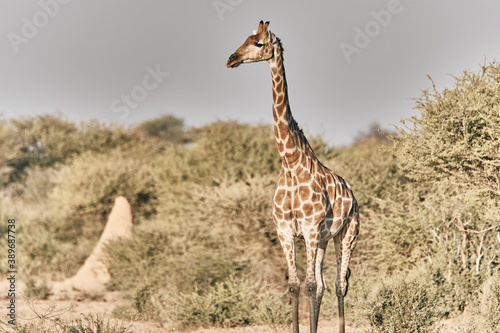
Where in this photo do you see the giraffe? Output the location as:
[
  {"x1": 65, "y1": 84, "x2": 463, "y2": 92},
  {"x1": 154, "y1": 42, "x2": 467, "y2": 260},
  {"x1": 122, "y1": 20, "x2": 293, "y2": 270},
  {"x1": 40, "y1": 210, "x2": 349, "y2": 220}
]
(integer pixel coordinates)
[{"x1": 227, "y1": 21, "x2": 359, "y2": 333}]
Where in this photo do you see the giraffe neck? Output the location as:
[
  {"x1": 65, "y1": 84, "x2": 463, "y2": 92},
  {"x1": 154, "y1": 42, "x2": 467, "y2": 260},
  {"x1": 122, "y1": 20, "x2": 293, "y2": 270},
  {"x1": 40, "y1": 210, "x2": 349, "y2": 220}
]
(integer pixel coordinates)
[{"x1": 268, "y1": 35, "x2": 312, "y2": 171}]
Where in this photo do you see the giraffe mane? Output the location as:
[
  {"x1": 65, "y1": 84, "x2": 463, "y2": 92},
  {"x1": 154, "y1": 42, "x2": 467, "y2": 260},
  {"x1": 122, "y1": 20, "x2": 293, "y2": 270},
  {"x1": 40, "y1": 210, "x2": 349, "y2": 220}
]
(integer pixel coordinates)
[
  {"x1": 288, "y1": 110, "x2": 316, "y2": 158},
  {"x1": 273, "y1": 34, "x2": 317, "y2": 158}
]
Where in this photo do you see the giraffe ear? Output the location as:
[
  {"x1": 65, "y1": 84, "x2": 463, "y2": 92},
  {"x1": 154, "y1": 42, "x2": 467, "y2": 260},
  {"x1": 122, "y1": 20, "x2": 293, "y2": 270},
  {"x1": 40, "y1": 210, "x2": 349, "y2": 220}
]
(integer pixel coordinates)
[{"x1": 252, "y1": 30, "x2": 258, "y2": 35}]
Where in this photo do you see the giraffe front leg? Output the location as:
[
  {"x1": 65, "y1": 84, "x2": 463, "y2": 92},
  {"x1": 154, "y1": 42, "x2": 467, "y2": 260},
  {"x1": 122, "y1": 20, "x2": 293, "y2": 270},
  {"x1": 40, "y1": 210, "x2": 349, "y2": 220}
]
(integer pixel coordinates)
[
  {"x1": 275, "y1": 227, "x2": 300, "y2": 333},
  {"x1": 286, "y1": 241, "x2": 300, "y2": 333},
  {"x1": 313, "y1": 241, "x2": 328, "y2": 328},
  {"x1": 289, "y1": 282, "x2": 300, "y2": 333},
  {"x1": 304, "y1": 230, "x2": 321, "y2": 333}
]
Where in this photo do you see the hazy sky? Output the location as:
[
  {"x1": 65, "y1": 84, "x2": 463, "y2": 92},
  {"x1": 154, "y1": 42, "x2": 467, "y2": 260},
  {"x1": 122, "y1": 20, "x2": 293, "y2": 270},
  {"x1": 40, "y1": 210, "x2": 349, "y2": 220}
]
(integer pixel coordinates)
[{"x1": 1, "y1": 1, "x2": 499, "y2": 146}]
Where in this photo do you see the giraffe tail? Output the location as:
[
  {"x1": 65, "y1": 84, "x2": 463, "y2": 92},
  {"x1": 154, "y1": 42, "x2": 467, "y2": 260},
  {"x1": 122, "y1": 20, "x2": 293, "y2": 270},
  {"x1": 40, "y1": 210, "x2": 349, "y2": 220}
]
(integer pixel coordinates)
[{"x1": 343, "y1": 267, "x2": 351, "y2": 296}]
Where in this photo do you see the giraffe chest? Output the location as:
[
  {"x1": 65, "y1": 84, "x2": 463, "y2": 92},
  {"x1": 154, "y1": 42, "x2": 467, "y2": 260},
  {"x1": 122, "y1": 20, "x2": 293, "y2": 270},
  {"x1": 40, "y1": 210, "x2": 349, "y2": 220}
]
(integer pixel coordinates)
[
  {"x1": 273, "y1": 168, "x2": 330, "y2": 237},
  {"x1": 292, "y1": 174, "x2": 327, "y2": 216}
]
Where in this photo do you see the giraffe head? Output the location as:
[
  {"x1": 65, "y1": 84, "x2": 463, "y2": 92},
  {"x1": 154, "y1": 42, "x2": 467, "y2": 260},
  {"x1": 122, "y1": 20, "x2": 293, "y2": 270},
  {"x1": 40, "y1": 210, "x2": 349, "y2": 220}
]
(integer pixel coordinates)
[{"x1": 227, "y1": 20, "x2": 275, "y2": 68}]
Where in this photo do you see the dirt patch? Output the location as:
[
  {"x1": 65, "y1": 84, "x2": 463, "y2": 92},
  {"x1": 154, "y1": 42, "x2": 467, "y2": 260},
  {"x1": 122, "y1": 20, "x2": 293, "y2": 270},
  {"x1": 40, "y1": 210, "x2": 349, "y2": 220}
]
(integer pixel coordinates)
[
  {"x1": 10, "y1": 292, "x2": 474, "y2": 332},
  {"x1": 11, "y1": 292, "x2": 365, "y2": 333}
]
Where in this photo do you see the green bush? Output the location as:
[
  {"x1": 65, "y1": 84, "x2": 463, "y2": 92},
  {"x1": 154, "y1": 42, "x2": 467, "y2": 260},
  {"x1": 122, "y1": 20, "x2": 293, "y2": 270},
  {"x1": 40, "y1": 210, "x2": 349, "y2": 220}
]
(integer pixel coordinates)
[
  {"x1": 105, "y1": 174, "x2": 285, "y2": 294},
  {"x1": 186, "y1": 121, "x2": 281, "y2": 184},
  {"x1": 387, "y1": 61, "x2": 500, "y2": 315},
  {"x1": 132, "y1": 284, "x2": 166, "y2": 322},
  {"x1": 0, "y1": 310, "x2": 131, "y2": 333},
  {"x1": 57, "y1": 314, "x2": 132, "y2": 333},
  {"x1": 8, "y1": 141, "x2": 160, "y2": 279},
  {"x1": 24, "y1": 279, "x2": 52, "y2": 300},
  {"x1": 478, "y1": 275, "x2": 500, "y2": 332},
  {"x1": 442, "y1": 275, "x2": 500, "y2": 332},
  {"x1": 323, "y1": 135, "x2": 432, "y2": 278},
  {"x1": 105, "y1": 219, "x2": 244, "y2": 293},
  {"x1": 174, "y1": 277, "x2": 290, "y2": 328},
  {"x1": 189, "y1": 176, "x2": 285, "y2": 283},
  {"x1": 49, "y1": 145, "x2": 158, "y2": 228},
  {"x1": 135, "y1": 114, "x2": 188, "y2": 143},
  {"x1": 0, "y1": 114, "x2": 130, "y2": 184},
  {"x1": 391, "y1": 61, "x2": 500, "y2": 202},
  {"x1": 369, "y1": 280, "x2": 439, "y2": 333}
]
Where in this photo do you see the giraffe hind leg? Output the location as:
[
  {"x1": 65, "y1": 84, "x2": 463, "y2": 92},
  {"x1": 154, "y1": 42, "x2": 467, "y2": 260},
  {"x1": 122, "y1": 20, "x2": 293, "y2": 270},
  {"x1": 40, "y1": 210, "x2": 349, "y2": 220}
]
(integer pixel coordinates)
[
  {"x1": 302, "y1": 226, "x2": 323, "y2": 333},
  {"x1": 334, "y1": 235, "x2": 348, "y2": 333},
  {"x1": 337, "y1": 210, "x2": 359, "y2": 295},
  {"x1": 334, "y1": 212, "x2": 359, "y2": 333}
]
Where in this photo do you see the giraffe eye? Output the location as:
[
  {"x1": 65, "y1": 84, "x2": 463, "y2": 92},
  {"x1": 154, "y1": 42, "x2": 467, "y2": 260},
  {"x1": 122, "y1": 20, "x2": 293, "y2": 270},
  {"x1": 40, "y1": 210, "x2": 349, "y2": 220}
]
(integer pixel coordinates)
[{"x1": 254, "y1": 42, "x2": 264, "y2": 48}]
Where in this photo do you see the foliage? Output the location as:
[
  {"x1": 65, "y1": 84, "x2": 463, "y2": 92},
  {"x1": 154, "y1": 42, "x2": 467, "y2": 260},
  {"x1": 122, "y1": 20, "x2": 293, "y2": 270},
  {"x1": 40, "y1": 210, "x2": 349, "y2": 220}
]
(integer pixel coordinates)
[
  {"x1": 0, "y1": 118, "x2": 18, "y2": 185},
  {"x1": 0, "y1": 114, "x2": 130, "y2": 184},
  {"x1": 388, "y1": 60, "x2": 500, "y2": 311},
  {"x1": 57, "y1": 314, "x2": 132, "y2": 333},
  {"x1": 105, "y1": 175, "x2": 283, "y2": 293},
  {"x1": 186, "y1": 121, "x2": 281, "y2": 184},
  {"x1": 3, "y1": 315, "x2": 131, "y2": 333},
  {"x1": 173, "y1": 277, "x2": 290, "y2": 328},
  {"x1": 325, "y1": 135, "x2": 415, "y2": 273},
  {"x1": 134, "y1": 114, "x2": 188, "y2": 143},
  {"x1": 307, "y1": 132, "x2": 339, "y2": 160},
  {"x1": 470, "y1": 274, "x2": 500, "y2": 332},
  {"x1": 0, "y1": 141, "x2": 160, "y2": 279},
  {"x1": 484, "y1": 275, "x2": 500, "y2": 331},
  {"x1": 440, "y1": 275, "x2": 500, "y2": 332},
  {"x1": 0, "y1": 300, "x2": 131, "y2": 333},
  {"x1": 369, "y1": 280, "x2": 440, "y2": 333},
  {"x1": 190, "y1": 176, "x2": 285, "y2": 284},
  {"x1": 391, "y1": 61, "x2": 500, "y2": 201},
  {"x1": 33, "y1": 144, "x2": 157, "y2": 277},
  {"x1": 49, "y1": 145, "x2": 159, "y2": 227},
  {"x1": 111, "y1": 278, "x2": 290, "y2": 329},
  {"x1": 105, "y1": 220, "x2": 244, "y2": 293},
  {"x1": 24, "y1": 279, "x2": 52, "y2": 300}
]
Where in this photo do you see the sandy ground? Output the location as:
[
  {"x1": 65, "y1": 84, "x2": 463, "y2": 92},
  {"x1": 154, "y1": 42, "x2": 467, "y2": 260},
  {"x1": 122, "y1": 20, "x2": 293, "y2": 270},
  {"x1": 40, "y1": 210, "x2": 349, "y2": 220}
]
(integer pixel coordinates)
[
  {"x1": 4, "y1": 290, "x2": 479, "y2": 333},
  {"x1": 192, "y1": 322, "x2": 365, "y2": 333},
  {"x1": 6, "y1": 291, "x2": 366, "y2": 333}
]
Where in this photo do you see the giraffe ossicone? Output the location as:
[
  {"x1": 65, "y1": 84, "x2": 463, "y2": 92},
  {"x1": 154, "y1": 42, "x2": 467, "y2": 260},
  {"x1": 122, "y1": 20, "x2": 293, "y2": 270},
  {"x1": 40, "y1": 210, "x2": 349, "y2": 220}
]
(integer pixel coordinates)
[{"x1": 227, "y1": 20, "x2": 359, "y2": 333}]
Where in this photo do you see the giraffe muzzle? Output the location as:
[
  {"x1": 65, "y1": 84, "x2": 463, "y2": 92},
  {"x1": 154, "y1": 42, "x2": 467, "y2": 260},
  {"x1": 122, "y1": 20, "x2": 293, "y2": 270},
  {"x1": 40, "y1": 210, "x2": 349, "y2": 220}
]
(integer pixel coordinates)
[{"x1": 227, "y1": 53, "x2": 242, "y2": 68}]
